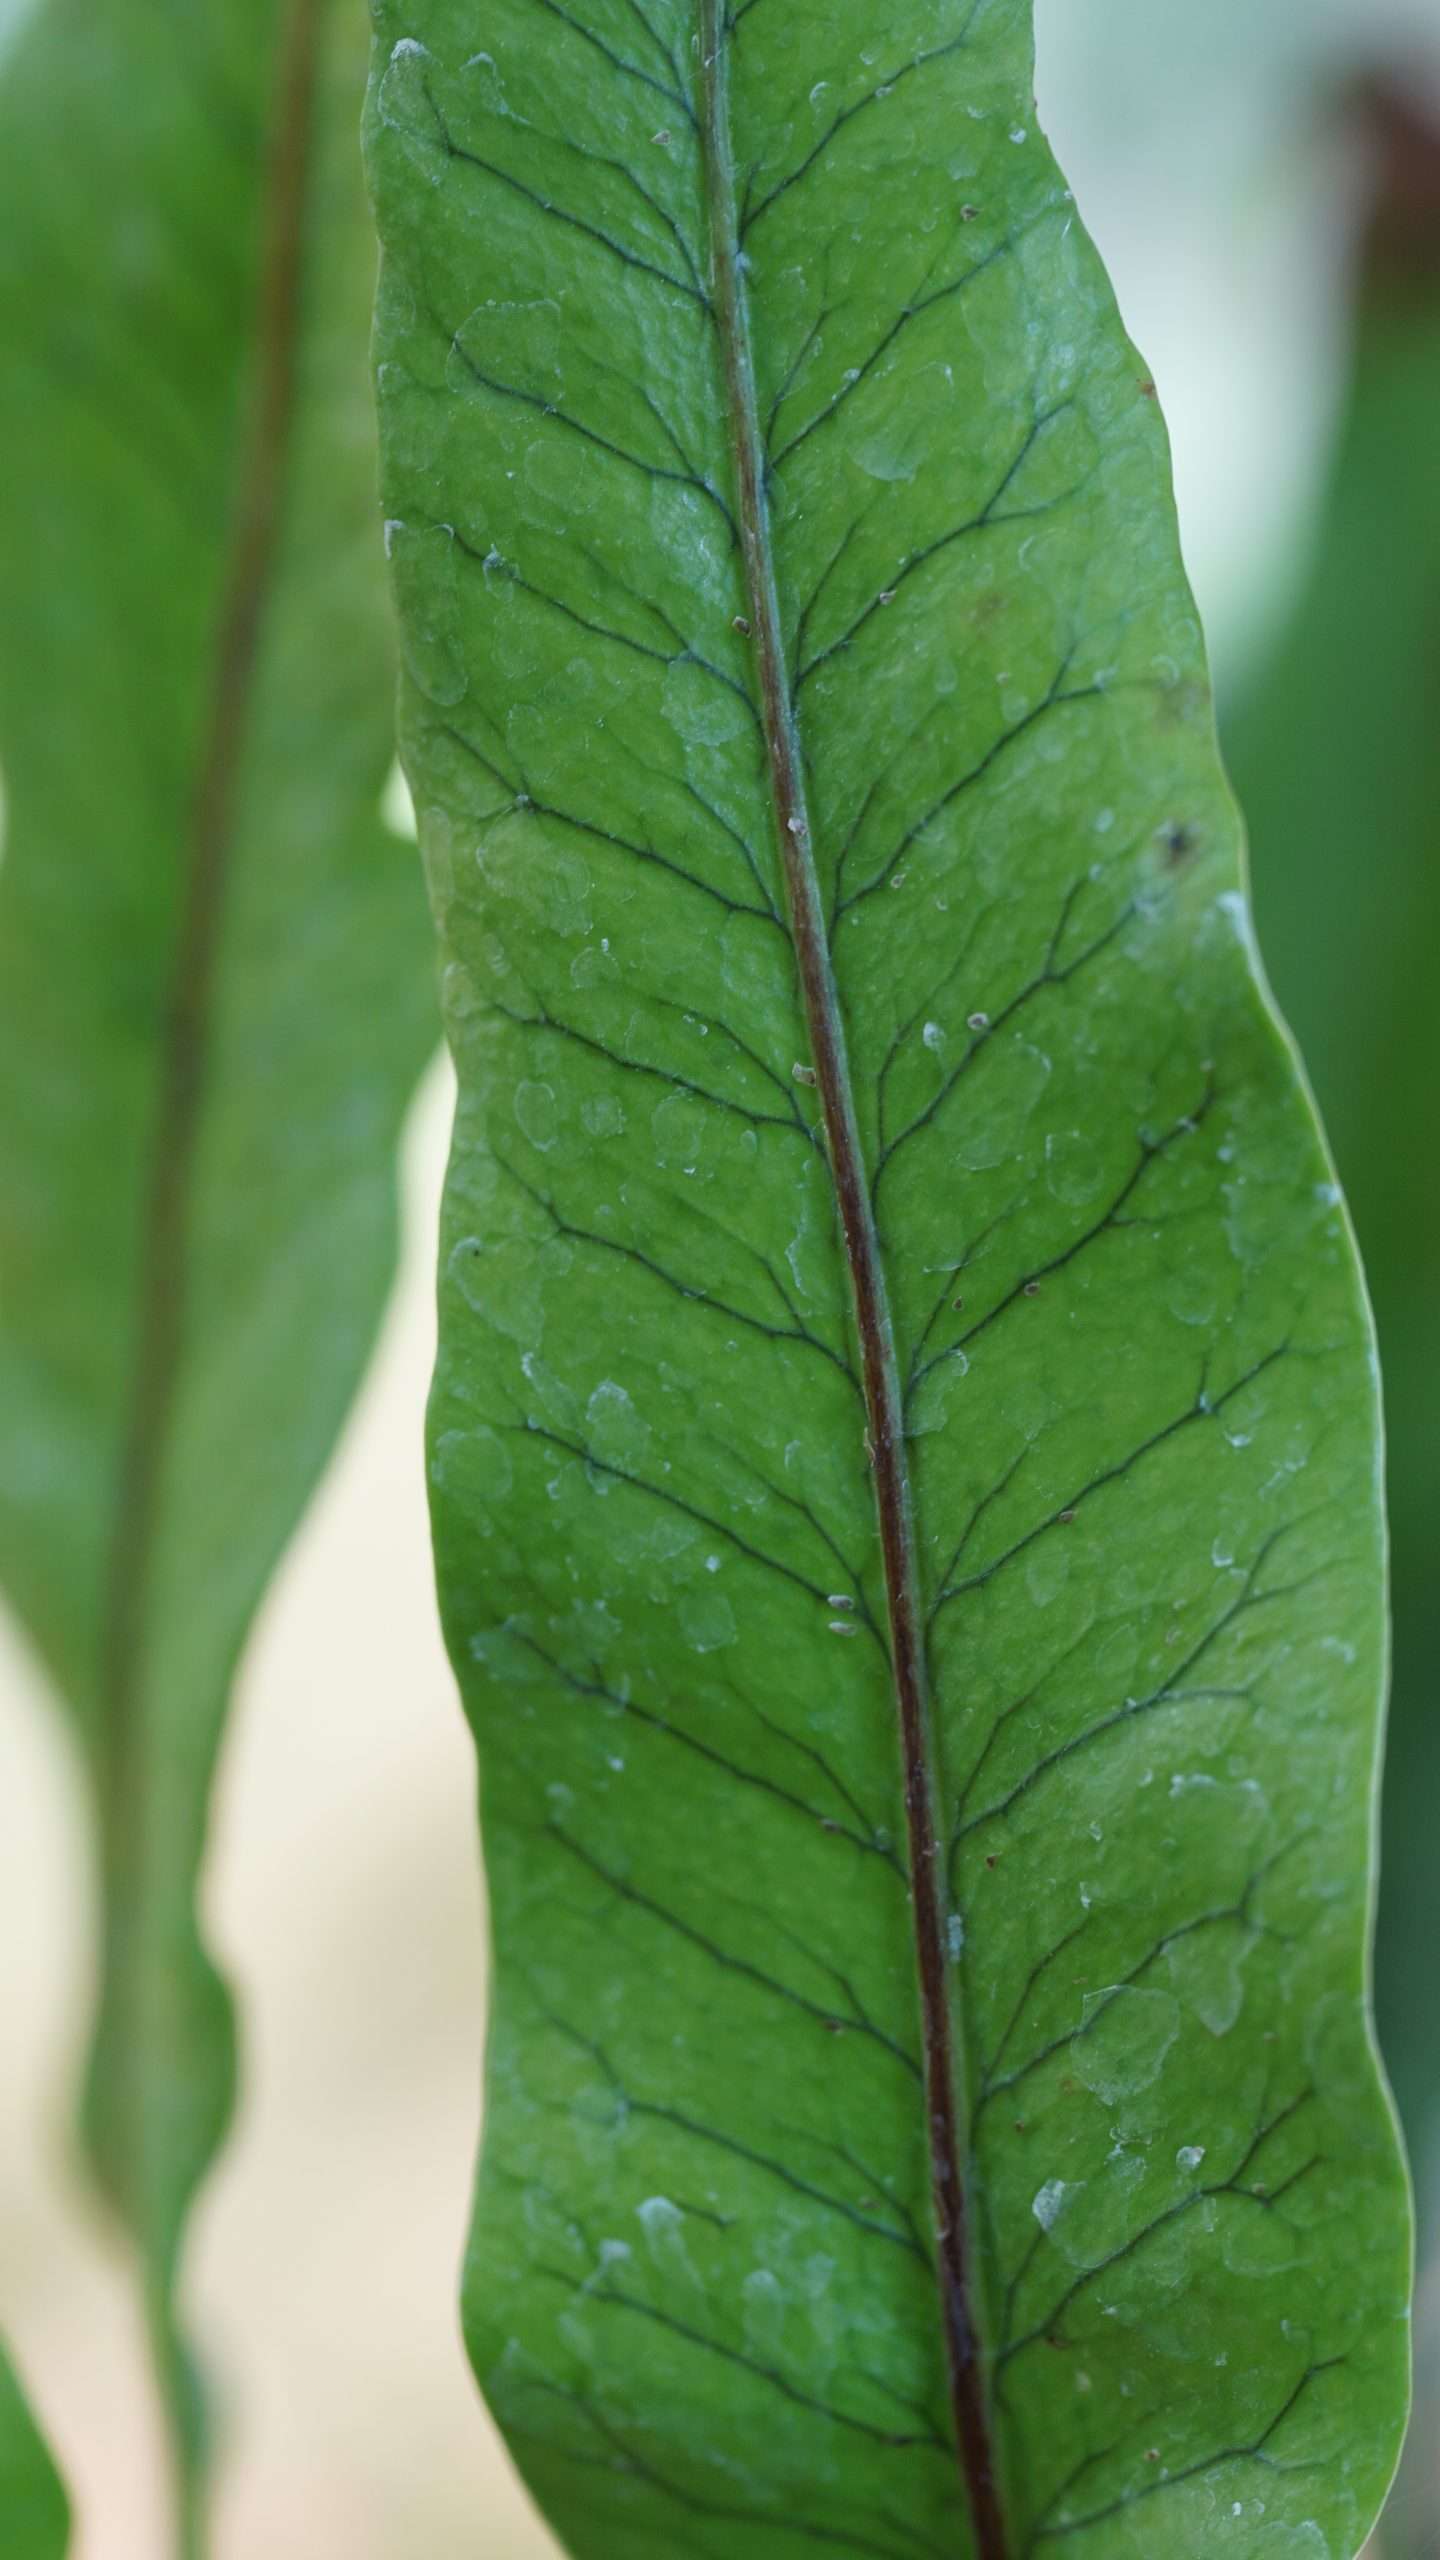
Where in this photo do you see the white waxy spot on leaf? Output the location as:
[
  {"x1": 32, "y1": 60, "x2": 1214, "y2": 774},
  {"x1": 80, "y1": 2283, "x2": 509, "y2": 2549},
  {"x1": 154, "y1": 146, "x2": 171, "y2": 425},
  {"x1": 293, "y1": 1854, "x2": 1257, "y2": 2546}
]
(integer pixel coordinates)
[{"x1": 1032, "y1": 2178, "x2": 1080, "y2": 2233}]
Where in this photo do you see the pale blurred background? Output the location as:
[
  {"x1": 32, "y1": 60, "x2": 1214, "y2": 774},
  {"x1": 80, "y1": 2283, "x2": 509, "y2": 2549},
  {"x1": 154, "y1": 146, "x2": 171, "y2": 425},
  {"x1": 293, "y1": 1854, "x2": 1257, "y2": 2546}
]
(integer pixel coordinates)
[{"x1": 2, "y1": 1, "x2": 1438, "y2": 2552}]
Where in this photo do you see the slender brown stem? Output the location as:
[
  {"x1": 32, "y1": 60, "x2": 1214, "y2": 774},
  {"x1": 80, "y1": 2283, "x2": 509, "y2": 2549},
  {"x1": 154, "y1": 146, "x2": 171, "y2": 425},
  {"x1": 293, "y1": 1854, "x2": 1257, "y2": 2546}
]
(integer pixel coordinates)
[{"x1": 698, "y1": 9, "x2": 1008, "y2": 2552}]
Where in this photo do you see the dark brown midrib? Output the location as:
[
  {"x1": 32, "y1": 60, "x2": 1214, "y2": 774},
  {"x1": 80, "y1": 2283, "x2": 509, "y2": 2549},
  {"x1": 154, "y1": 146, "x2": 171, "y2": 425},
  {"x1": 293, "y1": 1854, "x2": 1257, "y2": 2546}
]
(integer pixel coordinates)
[
  {"x1": 96, "y1": 0, "x2": 324, "y2": 2193},
  {"x1": 697, "y1": 13, "x2": 1008, "y2": 2555}
]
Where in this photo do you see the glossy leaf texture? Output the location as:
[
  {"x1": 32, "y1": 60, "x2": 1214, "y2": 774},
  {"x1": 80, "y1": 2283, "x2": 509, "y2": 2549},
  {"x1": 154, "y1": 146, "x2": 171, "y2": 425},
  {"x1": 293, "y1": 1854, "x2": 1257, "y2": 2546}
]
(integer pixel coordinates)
[
  {"x1": 1230, "y1": 76, "x2": 1440, "y2": 2555},
  {"x1": 0, "y1": 2349, "x2": 68, "y2": 2560},
  {"x1": 366, "y1": 4, "x2": 1410, "y2": 2556},
  {"x1": 0, "y1": 0, "x2": 435, "y2": 2533}
]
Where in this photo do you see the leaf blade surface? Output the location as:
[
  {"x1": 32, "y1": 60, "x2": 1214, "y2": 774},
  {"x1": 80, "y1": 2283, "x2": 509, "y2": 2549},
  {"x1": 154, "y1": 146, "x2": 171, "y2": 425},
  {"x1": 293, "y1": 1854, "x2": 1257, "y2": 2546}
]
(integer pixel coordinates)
[{"x1": 366, "y1": 4, "x2": 1410, "y2": 2554}]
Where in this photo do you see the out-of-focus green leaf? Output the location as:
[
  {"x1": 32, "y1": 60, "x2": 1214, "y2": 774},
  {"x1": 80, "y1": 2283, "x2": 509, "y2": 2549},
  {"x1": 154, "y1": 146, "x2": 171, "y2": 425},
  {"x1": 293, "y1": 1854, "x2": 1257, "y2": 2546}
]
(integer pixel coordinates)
[
  {"x1": 1233, "y1": 73, "x2": 1440, "y2": 2155},
  {"x1": 0, "y1": 1, "x2": 434, "y2": 2540},
  {"x1": 367, "y1": 4, "x2": 1408, "y2": 2555},
  {"x1": 0, "y1": 2348, "x2": 68, "y2": 2558},
  {"x1": 1230, "y1": 75, "x2": 1440, "y2": 2555}
]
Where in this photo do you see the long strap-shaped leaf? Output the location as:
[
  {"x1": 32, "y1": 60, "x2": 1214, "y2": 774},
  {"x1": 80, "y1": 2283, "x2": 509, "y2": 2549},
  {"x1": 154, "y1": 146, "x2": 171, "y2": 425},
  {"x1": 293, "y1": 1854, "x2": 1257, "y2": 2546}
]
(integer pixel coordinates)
[
  {"x1": 367, "y1": 4, "x2": 1410, "y2": 2554},
  {"x1": 0, "y1": 1, "x2": 434, "y2": 2539},
  {"x1": 0, "y1": 2349, "x2": 68, "y2": 2559}
]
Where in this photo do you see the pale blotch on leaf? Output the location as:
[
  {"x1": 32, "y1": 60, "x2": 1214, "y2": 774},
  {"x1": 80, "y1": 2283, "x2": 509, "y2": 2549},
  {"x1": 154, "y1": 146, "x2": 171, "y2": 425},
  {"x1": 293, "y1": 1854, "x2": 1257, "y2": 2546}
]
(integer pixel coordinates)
[
  {"x1": 1044, "y1": 1124, "x2": 1108, "y2": 1206},
  {"x1": 570, "y1": 937, "x2": 619, "y2": 989},
  {"x1": 585, "y1": 1379, "x2": 650, "y2": 1470},
  {"x1": 652, "y1": 1090, "x2": 709, "y2": 1174},
  {"x1": 1221, "y1": 2206, "x2": 1299, "y2": 2282},
  {"x1": 387, "y1": 518, "x2": 466, "y2": 705},
  {"x1": 378, "y1": 39, "x2": 448, "y2": 185},
  {"x1": 581, "y1": 1091, "x2": 626, "y2": 1138},
  {"x1": 1166, "y1": 1923, "x2": 1251, "y2": 2039},
  {"x1": 635, "y1": 2196, "x2": 699, "y2": 2289},
  {"x1": 449, "y1": 1234, "x2": 548, "y2": 1349},
  {"x1": 448, "y1": 298, "x2": 563, "y2": 406},
  {"x1": 530, "y1": 841, "x2": 593, "y2": 940},
  {"x1": 430, "y1": 1424, "x2": 514, "y2": 1504},
  {"x1": 742, "y1": 2267, "x2": 786, "y2": 2357},
  {"x1": 519, "y1": 1349, "x2": 581, "y2": 1436},
  {"x1": 1073, "y1": 1985, "x2": 1180, "y2": 2104},
  {"x1": 1031, "y1": 2177, "x2": 1082, "y2": 2235},
  {"x1": 679, "y1": 1587, "x2": 738, "y2": 1654},
  {"x1": 662, "y1": 655, "x2": 752, "y2": 748},
  {"x1": 1024, "y1": 1537, "x2": 1070, "y2": 1609},
  {"x1": 950, "y1": 1034, "x2": 1052, "y2": 1172},
  {"x1": 514, "y1": 1078, "x2": 560, "y2": 1151}
]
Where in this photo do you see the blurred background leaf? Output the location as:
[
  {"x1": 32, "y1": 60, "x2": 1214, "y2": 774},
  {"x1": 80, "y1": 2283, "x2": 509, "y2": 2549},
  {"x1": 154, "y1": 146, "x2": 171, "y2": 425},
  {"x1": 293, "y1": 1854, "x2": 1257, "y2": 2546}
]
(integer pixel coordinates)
[
  {"x1": 0, "y1": 2346, "x2": 68, "y2": 2559},
  {"x1": 1228, "y1": 76, "x2": 1440, "y2": 2552},
  {"x1": 0, "y1": 1, "x2": 435, "y2": 2549}
]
